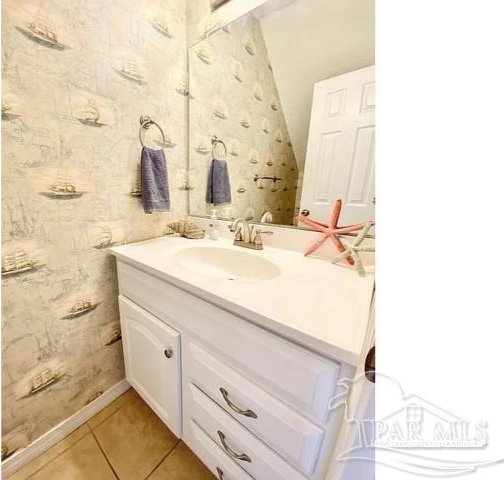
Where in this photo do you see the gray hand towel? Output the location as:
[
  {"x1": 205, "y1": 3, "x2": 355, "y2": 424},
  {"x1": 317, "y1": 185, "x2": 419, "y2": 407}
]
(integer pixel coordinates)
[
  {"x1": 206, "y1": 158, "x2": 231, "y2": 206},
  {"x1": 141, "y1": 147, "x2": 170, "y2": 214}
]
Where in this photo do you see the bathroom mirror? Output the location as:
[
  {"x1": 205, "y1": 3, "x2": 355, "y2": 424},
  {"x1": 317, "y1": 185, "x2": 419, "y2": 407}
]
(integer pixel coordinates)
[{"x1": 188, "y1": 0, "x2": 375, "y2": 228}]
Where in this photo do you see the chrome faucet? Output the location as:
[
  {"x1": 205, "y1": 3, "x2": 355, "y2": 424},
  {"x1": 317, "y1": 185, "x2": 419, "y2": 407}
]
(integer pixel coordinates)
[{"x1": 228, "y1": 218, "x2": 273, "y2": 250}]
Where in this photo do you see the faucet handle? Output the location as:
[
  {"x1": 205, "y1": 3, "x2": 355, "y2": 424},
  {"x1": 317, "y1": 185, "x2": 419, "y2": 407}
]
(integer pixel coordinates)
[
  {"x1": 250, "y1": 226, "x2": 273, "y2": 247},
  {"x1": 228, "y1": 218, "x2": 245, "y2": 232}
]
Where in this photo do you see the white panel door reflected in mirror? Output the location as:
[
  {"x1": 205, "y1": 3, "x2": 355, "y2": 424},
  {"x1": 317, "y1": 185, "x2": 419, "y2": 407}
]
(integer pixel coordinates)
[{"x1": 300, "y1": 67, "x2": 375, "y2": 226}]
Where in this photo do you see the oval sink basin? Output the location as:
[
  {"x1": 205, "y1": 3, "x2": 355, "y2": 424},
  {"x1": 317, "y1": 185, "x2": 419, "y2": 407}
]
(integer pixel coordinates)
[{"x1": 174, "y1": 246, "x2": 281, "y2": 281}]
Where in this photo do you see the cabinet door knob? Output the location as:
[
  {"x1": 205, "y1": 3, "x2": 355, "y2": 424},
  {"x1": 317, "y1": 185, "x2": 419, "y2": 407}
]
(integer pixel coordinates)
[
  {"x1": 220, "y1": 388, "x2": 257, "y2": 418},
  {"x1": 164, "y1": 348, "x2": 173, "y2": 359},
  {"x1": 217, "y1": 431, "x2": 251, "y2": 463},
  {"x1": 301, "y1": 209, "x2": 310, "y2": 216},
  {"x1": 217, "y1": 467, "x2": 224, "y2": 479}
]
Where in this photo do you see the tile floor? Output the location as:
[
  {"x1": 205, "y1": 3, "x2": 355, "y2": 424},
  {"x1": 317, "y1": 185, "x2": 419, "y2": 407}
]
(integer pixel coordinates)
[{"x1": 7, "y1": 388, "x2": 215, "y2": 480}]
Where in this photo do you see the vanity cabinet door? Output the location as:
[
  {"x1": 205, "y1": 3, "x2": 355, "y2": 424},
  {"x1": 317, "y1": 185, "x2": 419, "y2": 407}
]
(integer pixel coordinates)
[{"x1": 119, "y1": 295, "x2": 181, "y2": 437}]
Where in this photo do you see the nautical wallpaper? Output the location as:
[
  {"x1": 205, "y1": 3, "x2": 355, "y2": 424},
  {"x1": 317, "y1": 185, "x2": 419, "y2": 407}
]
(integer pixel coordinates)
[
  {"x1": 1, "y1": 0, "x2": 188, "y2": 457},
  {"x1": 187, "y1": 0, "x2": 269, "y2": 46},
  {"x1": 188, "y1": 14, "x2": 299, "y2": 225}
]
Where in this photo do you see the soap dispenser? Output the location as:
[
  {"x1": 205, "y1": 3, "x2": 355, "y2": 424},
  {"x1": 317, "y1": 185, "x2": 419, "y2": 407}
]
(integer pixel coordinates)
[{"x1": 209, "y1": 209, "x2": 219, "y2": 240}]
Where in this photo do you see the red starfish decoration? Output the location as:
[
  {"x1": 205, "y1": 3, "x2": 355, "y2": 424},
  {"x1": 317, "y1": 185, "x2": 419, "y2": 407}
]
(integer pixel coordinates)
[{"x1": 296, "y1": 199, "x2": 374, "y2": 264}]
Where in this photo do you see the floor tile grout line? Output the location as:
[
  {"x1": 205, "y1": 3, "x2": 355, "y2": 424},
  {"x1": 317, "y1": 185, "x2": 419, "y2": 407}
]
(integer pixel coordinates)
[
  {"x1": 143, "y1": 440, "x2": 181, "y2": 480},
  {"x1": 15, "y1": 426, "x2": 92, "y2": 480},
  {"x1": 90, "y1": 429, "x2": 121, "y2": 480},
  {"x1": 87, "y1": 392, "x2": 134, "y2": 432}
]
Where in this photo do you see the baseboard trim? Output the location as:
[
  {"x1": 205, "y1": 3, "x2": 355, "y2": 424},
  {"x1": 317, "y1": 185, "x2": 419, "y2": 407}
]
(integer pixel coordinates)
[{"x1": 2, "y1": 379, "x2": 130, "y2": 478}]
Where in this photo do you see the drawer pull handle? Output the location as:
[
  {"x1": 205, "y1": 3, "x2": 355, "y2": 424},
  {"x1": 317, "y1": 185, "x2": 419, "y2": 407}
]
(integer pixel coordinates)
[
  {"x1": 218, "y1": 431, "x2": 251, "y2": 463},
  {"x1": 219, "y1": 388, "x2": 257, "y2": 419},
  {"x1": 164, "y1": 348, "x2": 173, "y2": 359},
  {"x1": 217, "y1": 467, "x2": 224, "y2": 479}
]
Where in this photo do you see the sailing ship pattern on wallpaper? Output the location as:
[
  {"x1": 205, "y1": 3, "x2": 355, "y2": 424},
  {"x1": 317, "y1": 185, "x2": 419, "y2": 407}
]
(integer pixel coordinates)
[
  {"x1": 244, "y1": 36, "x2": 256, "y2": 55},
  {"x1": 1, "y1": 427, "x2": 29, "y2": 461},
  {"x1": 130, "y1": 165, "x2": 142, "y2": 197},
  {"x1": 26, "y1": 368, "x2": 62, "y2": 397},
  {"x1": 240, "y1": 113, "x2": 251, "y2": 128},
  {"x1": 253, "y1": 83, "x2": 264, "y2": 101},
  {"x1": 213, "y1": 99, "x2": 228, "y2": 119},
  {"x1": 194, "y1": 141, "x2": 210, "y2": 154},
  {"x1": 117, "y1": 59, "x2": 145, "y2": 84},
  {"x1": 2, "y1": 248, "x2": 39, "y2": 277},
  {"x1": 249, "y1": 149, "x2": 259, "y2": 164},
  {"x1": 86, "y1": 390, "x2": 104, "y2": 405},
  {"x1": 94, "y1": 227, "x2": 115, "y2": 249},
  {"x1": 130, "y1": 178, "x2": 142, "y2": 197},
  {"x1": 261, "y1": 118, "x2": 270, "y2": 133},
  {"x1": 150, "y1": 14, "x2": 172, "y2": 38},
  {"x1": 39, "y1": 174, "x2": 85, "y2": 199},
  {"x1": 155, "y1": 137, "x2": 177, "y2": 148},
  {"x1": 61, "y1": 295, "x2": 100, "y2": 319},
  {"x1": 78, "y1": 99, "x2": 106, "y2": 127},
  {"x1": 2, "y1": 445, "x2": 10, "y2": 462},
  {"x1": 101, "y1": 322, "x2": 122, "y2": 347},
  {"x1": 15, "y1": 14, "x2": 67, "y2": 50},
  {"x1": 2, "y1": 103, "x2": 21, "y2": 121},
  {"x1": 175, "y1": 78, "x2": 190, "y2": 97},
  {"x1": 229, "y1": 139, "x2": 239, "y2": 157},
  {"x1": 232, "y1": 61, "x2": 244, "y2": 82},
  {"x1": 196, "y1": 47, "x2": 212, "y2": 65}
]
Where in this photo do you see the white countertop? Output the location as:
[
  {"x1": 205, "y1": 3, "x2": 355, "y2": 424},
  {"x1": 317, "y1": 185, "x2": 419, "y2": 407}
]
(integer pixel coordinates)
[{"x1": 109, "y1": 236, "x2": 375, "y2": 366}]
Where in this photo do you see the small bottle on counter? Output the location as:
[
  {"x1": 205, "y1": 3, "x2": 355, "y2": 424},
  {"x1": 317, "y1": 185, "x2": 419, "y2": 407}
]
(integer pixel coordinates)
[{"x1": 208, "y1": 209, "x2": 219, "y2": 240}]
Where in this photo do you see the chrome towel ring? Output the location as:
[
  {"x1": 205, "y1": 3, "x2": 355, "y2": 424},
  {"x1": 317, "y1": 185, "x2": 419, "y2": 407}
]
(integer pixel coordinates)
[
  {"x1": 211, "y1": 135, "x2": 227, "y2": 159},
  {"x1": 139, "y1": 115, "x2": 166, "y2": 148}
]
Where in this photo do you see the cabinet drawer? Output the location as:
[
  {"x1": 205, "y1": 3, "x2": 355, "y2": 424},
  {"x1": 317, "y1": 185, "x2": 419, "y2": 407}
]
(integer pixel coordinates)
[
  {"x1": 119, "y1": 296, "x2": 181, "y2": 437},
  {"x1": 186, "y1": 383, "x2": 308, "y2": 480},
  {"x1": 118, "y1": 261, "x2": 340, "y2": 423},
  {"x1": 188, "y1": 342, "x2": 324, "y2": 475},
  {"x1": 186, "y1": 420, "x2": 254, "y2": 480}
]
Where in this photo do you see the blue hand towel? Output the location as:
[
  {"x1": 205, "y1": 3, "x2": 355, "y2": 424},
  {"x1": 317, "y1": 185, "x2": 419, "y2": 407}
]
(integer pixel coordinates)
[
  {"x1": 141, "y1": 147, "x2": 170, "y2": 214},
  {"x1": 206, "y1": 158, "x2": 231, "y2": 206}
]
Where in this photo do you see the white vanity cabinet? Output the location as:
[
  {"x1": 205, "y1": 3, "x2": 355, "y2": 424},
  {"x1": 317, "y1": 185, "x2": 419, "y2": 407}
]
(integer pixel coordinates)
[
  {"x1": 115, "y1": 258, "x2": 360, "y2": 480},
  {"x1": 118, "y1": 296, "x2": 182, "y2": 437}
]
